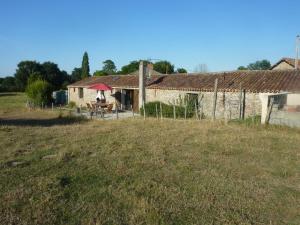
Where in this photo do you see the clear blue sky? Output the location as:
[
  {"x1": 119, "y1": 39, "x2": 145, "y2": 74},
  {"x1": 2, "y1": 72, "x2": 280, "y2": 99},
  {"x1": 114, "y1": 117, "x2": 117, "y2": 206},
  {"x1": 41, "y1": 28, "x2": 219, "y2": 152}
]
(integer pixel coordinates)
[{"x1": 0, "y1": 0, "x2": 299, "y2": 76}]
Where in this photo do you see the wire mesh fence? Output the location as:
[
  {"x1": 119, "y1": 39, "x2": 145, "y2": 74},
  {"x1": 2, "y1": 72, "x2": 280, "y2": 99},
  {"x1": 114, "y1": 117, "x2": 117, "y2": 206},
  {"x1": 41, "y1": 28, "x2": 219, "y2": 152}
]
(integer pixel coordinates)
[{"x1": 140, "y1": 101, "x2": 203, "y2": 120}]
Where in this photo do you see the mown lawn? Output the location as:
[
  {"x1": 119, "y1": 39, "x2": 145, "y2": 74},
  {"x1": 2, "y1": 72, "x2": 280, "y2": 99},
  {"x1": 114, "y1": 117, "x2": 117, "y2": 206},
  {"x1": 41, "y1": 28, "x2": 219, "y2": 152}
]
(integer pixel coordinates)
[{"x1": 0, "y1": 93, "x2": 300, "y2": 225}]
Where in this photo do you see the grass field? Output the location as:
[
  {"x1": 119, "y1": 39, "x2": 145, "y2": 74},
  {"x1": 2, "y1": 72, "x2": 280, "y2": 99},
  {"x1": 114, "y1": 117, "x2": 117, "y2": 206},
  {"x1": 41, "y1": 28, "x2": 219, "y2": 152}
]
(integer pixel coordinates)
[{"x1": 0, "y1": 93, "x2": 300, "y2": 224}]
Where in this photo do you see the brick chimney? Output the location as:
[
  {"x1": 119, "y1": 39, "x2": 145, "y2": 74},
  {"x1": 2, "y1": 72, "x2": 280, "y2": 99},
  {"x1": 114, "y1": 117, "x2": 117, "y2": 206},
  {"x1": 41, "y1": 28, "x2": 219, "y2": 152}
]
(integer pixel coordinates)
[{"x1": 147, "y1": 63, "x2": 154, "y2": 77}]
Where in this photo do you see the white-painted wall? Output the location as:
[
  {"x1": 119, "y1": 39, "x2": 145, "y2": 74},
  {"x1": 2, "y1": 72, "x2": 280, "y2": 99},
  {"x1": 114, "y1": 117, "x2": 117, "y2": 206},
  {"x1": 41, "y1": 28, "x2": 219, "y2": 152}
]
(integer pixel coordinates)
[{"x1": 287, "y1": 94, "x2": 300, "y2": 105}]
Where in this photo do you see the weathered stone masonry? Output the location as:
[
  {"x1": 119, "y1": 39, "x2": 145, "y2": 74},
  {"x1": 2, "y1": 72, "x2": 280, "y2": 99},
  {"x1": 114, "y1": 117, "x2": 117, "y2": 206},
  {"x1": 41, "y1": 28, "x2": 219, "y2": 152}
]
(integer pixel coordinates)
[{"x1": 146, "y1": 89, "x2": 262, "y2": 119}]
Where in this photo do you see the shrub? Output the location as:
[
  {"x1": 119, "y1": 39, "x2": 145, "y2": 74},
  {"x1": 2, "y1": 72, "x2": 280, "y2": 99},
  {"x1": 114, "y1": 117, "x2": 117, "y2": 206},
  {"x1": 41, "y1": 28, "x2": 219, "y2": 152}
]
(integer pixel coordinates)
[
  {"x1": 67, "y1": 101, "x2": 76, "y2": 108},
  {"x1": 140, "y1": 101, "x2": 196, "y2": 118},
  {"x1": 26, "y1": 80, "x2": 53, "y2": 106}
]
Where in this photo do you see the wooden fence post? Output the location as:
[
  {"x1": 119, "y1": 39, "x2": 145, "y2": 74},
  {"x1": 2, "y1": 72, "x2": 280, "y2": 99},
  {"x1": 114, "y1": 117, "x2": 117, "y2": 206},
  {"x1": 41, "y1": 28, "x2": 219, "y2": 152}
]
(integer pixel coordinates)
[
  {"x1": 265, "y1": 97, "x2": 274, "y2": 124},
  {"x1": 173, "y1": 105, "x2": 176, "y2": 120},
  {"x1": 199, "y1": 104, "x2": 203, "y2": 120},
  {"x1": 131, "y1": 104, "x2": 134, "y2": 118},
  {"x1": 212, "y1": 78, "x2": 218, "y2": 121},
  {"x1": 155, "y1": 104, "x2": 158, "y2": 119},
  {"x1": 160, "y1": 102, "x2": 163, "y2": 120},
  {"x1": 116, "y1": 104, "x2": 119, "y2": 119},
  {"x1": 238, "y1": 83, "x2": 243, "y2": 119},
  {"x1": 184, "y1": 104, "x2": 187, "y2": 120},
  {"x1": 143, "y1": 101, "x2": 146, "y2": 120},
  {"x1": 242, "y1": 89, "x2": 246, "y2": 120},
  {"x1": 199, "y1": 93, "x2": 203, "y2": 120},
  {"x1": 52, "y1": 102, "x2": 54, "y2": 111},
  {"x1": 195, "y1": 101, "x2": 198, "y2": 120}
]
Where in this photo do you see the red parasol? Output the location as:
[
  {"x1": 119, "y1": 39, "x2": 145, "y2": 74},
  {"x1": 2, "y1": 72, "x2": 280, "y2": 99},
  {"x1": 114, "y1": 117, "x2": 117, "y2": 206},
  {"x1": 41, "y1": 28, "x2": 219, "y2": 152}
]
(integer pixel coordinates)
[{"x1": 88, "y1": 83, "x2": 112, "y2": 91}]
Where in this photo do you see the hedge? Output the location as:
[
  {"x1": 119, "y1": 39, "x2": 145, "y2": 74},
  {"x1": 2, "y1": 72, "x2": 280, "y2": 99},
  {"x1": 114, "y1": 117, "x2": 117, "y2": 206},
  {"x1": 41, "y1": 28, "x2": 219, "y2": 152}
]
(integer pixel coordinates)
[{"x1": 140, "y1": 101, "x2": 197, "y2": 118}]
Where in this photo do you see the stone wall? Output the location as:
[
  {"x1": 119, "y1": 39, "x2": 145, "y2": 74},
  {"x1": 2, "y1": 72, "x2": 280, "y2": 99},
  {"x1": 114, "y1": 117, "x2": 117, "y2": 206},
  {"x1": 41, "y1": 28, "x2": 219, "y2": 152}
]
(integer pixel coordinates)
[
  {"x1": 68, "y1": 86, "x2": 262, "y2": 119},
  {"x1": 146, "y1": 89, "x2": 262, "y2": 119},
  {"x1": 68, "y1": 87, "x2": 116, "y2": 107}
]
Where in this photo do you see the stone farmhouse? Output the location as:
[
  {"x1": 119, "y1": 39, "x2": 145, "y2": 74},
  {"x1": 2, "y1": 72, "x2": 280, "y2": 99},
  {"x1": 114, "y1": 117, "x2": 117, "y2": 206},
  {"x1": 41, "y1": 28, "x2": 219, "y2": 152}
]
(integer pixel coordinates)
[{"x1": 68, "y1": 62, "x2": 300, "y2": 124}]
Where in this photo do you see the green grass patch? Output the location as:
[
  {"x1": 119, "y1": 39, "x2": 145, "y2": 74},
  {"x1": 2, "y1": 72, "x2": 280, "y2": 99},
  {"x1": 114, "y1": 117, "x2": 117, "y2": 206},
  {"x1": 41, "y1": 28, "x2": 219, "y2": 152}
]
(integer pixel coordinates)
[{"x1": 0, "y1": 93, "x2": 300, "y2": 224}]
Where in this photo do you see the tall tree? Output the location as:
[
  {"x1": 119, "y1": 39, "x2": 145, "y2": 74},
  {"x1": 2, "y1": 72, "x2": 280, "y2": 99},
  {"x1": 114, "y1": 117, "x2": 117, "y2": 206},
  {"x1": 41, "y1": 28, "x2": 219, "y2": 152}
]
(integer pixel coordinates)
[
  {"x1": 0, "y1": 76, "x2": 17, "y2": 92},
  {"x1": 247, "y1": 60, "x2": 271, "y2": 70},
  {"x1": 14, "y1": 61, "x2": 43, "y2": 91},
  {"x1": 176, "y1": 68, "x2": 187, "y2": 73},
  {"x1": 42, "y1": 62, "x2": 65, "y2": 90},
  {"x1": 194, "y1": 64, "x2": 208, "y2": 73},
  {"x1": 120, "y1": 60, "x2": 141, "y2": 74},
  {"x1": 102, "y1": 59, "x2": 117, "y2": 74},
  {"x1": 237, "y1": 59, "x2": 271, "y2": 70},
  {"x1": 153, "y1": 61, "x2": 174, "y2": 74},
  {"x1": 81, "y1": 52, "x2": 90, "y2": 78}
]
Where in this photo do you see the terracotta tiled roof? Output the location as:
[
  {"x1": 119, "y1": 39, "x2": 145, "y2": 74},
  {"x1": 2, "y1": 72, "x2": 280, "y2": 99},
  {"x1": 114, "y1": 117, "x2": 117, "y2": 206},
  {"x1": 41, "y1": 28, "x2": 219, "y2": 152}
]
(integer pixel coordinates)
[
  {"x1": 271, "y1": 57, "x2": 300, "y2": 69},
  {"x1": 68, "y1": 75, "x2": 140, "y2": 89},
  {"x1": 68, "y1": 70, "x2": 300, "y2": 93}
]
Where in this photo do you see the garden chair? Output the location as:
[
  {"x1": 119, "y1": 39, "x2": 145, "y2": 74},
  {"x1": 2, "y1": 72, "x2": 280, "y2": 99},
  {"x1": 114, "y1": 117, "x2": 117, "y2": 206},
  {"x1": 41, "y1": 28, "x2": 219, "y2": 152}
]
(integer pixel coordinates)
[{"x1": 105, "y1": 103, "x2": 113, "y2": 113}]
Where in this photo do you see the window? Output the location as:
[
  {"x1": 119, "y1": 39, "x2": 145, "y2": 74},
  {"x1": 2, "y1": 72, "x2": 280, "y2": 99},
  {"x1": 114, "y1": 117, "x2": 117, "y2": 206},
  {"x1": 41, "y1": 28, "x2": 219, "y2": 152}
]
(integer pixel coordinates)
[
  {"x1": 73, "y1": 88, "x2": 75, "y2": 92},
  {"x1": 271, "y1": 94, "x2": 287, "y2": 110},
  {"x1": 79, "y1": 88, "x2": 84, "y2": 98}
]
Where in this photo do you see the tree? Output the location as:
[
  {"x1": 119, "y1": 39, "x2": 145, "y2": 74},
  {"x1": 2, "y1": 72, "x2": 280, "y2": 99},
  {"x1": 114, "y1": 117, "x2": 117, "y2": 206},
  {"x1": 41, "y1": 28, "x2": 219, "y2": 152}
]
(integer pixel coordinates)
[
  {"x1": 14, "y1": 60, "x2": 71, "y2": 91},
  {"x1": 42, "y1": 62, "x2": 66, "y2": 90},
  {"x1": 27, "y1": 72, "x2": 43, "y2": 85},
  {"x1": 237, "y1": 66, "x2": 247, "y2": 70},
  {"x1": 0, "y1": 76, "x2": 17, "y2": 92},
  {"x1": 153, "y1": 61, "x2": 174, "y2": 74},
  {"x1": 93, "y1": 70, "x2": 107, "y2": 76},
  {"x1": 14, "y1": 61, "x2": 43, "y2": 91},
  {"x1": 194, "y1": 64, "x2": 208, "y2": 73},
  {"x1": 71, "y1": 67, "x2": 82, "y2": 82},
  {"x1": 237, "y1": 59, "x2": 271, "y2": 70},
  {"x1": 247, "y1": 60, "x2": 271, "y2": 70},
  {"x1": 176, "y1": 68, "x2": 187, "y2": 73},
  {"x1": 120, "y1": 60, "x2": 141, "y2": 74},
  {"x1": 60, "y1": 71, "x2": 72, "y2": 89},
  {"x1": 81, "y1": 52, "x2": 90, "y2": 78},
  {"x1": 102, "y1": 59, "x2": 117, "y2": 74}
]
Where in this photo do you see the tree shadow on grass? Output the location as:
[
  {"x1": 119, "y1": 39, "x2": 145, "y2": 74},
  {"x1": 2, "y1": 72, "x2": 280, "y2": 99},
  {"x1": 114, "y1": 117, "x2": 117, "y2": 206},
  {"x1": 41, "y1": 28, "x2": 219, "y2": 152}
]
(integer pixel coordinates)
[
  {"x1": 0, "y1": 93, "x2": 18, "y2": 97},
  {"x1": 0, "y1": 116, "x2": 87, "y2": 127}
]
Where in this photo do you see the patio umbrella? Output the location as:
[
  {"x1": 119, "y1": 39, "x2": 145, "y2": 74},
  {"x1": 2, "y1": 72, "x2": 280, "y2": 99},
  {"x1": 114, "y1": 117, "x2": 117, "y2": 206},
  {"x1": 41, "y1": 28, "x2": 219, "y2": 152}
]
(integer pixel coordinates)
[{"x1": 88, "y1": 83, "x2": 112, "y2": 91}]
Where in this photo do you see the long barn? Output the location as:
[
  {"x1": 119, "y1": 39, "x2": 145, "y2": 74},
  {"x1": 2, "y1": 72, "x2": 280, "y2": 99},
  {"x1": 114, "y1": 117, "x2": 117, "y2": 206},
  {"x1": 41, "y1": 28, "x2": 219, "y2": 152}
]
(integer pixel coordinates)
[{"x1": 67, "y1": 63, "x2": 300, "y2": 125}]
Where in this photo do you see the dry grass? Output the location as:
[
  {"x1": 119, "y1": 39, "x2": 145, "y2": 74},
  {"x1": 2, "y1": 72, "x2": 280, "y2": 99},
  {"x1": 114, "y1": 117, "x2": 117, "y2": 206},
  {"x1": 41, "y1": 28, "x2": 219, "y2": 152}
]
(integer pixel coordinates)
[{"x1": 0, "y1": 93, "x2": 300, "y2": 224}]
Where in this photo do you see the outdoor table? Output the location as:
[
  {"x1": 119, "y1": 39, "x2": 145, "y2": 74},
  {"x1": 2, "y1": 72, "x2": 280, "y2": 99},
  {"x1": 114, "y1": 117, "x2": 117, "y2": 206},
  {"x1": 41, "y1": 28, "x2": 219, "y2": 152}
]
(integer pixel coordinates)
[{"x1": 95, "y1": 102, "x2": 108, "y2": 108}]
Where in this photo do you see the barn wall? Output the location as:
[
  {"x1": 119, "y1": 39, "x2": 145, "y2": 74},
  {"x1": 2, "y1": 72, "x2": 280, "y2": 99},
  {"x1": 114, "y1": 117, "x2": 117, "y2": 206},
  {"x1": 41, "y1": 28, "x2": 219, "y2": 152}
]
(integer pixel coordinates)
[{"x1": 145, "y1": 89, "x2": 262, "y2": 119}]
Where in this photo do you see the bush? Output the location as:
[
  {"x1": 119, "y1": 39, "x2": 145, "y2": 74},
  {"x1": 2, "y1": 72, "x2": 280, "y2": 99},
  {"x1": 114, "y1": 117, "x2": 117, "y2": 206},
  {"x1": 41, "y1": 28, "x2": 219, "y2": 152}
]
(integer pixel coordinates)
[
  {"x1": 140, "y1": 101, "x2": 196, "y2": 118},
  {"x1": 67, "y1": 101, "x2": 76, "y2": 108},
  {"x1": 26, "y1": 80, "x2": 53, "y2": 106}
]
